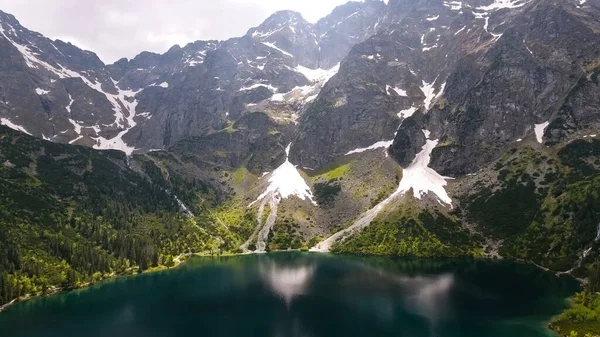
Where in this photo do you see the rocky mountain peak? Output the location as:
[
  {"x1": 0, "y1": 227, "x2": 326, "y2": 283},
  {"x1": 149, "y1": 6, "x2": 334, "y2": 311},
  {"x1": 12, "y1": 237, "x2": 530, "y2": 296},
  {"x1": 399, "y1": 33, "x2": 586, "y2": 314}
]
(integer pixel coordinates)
[
  {"x1": 0, "y1": 9, "x2": 18, "y2": 25},
  {"x1": 0, "y1": 0, "x2": 599, "y2": 180},
  {"x1": 289, "y1": 0, "x2": 600, "y2": 174},
  {"x1": 255, "y1": 10, "x2": 306, "y2": 28},
  {"x1": 0, "y1": 0, "x2": 392, "y2": 153}
]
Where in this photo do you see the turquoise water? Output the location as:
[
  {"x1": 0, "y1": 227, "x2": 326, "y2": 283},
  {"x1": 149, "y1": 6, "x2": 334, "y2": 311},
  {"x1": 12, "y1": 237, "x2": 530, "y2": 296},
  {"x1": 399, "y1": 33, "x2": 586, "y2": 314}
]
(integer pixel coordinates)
[{"x1": 0, "y1": 253, "x2": 580, "y2": 337}]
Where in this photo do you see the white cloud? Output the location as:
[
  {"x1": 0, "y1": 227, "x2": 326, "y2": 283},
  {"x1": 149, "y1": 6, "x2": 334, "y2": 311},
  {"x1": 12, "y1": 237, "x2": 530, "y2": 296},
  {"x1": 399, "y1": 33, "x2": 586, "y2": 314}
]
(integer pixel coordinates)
[{"x1": 0, "y1": 0, "x2": 361, "y2": 63}]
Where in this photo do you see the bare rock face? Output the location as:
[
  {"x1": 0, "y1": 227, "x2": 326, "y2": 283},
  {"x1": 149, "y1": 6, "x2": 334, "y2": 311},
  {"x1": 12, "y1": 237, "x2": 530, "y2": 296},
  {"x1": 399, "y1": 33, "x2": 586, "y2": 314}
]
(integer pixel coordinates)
[
  {"x1": 422, "y1": 0, "x2": 600, "y2": 176},
  {"x1": 292, "y1": 0, "x2": 522, "y2": 170},
  {"x1": 390, "y1": 112, "x2": 427, "y2": 167},
  {"x1": 170, "y1": 112, "x2": 295, "y2": 174},
  {"x1": 0, "y1": 0, "x2": 599, "y2": 179},
  {"x1": 292, "y1": 0, "x2": 600, "y2": 176},
  {"x1": 0, "y1": 1, "x2": 385, "y2": 154}
]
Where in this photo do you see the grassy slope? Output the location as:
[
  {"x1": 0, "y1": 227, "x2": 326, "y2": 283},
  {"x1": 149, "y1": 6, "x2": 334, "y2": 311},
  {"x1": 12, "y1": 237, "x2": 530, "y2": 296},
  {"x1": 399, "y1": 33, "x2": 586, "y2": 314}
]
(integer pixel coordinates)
[
  {"x1": 327, "y1": 138, "x2": 600, "y2": 336},
  {"x1": 0, "y1": 126, "x2": 250, "y2": 305},
  {"x1": 331, "y1": 196, "x2": 483, "y2": 257},
  {"x1": 458, "y1": 140, "x2": 600, "y2": 274},
  {"x1": 550, "y1": 292, "x2": 600, "y2": 337}
]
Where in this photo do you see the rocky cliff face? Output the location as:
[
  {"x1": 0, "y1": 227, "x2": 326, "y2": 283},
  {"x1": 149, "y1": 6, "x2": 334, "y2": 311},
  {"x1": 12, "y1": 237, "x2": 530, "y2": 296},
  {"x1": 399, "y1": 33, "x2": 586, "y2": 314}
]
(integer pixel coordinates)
[
  {"x1": 422, "y1": 0, "x2": 600, "y2": 176},
  {"x1": 294, "y1": 0, "x2": 600, "y2": 175},
  {"x1": 3, "y1": 0, "x2": 598, "y2": 173},
  {"x1": 0, "y1": 1, "x2": 385, "y2": 154}
]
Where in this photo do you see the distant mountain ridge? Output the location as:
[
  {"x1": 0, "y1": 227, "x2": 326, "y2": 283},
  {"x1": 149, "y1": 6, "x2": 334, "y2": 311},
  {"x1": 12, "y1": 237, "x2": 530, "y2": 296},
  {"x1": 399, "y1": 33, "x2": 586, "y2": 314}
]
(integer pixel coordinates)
[
  {"x1": 2, "y1": 0, "x2": 599, "y2": 174},
  {"x1": 0, "y1": 0, "x2": 385, "y2": 154}
]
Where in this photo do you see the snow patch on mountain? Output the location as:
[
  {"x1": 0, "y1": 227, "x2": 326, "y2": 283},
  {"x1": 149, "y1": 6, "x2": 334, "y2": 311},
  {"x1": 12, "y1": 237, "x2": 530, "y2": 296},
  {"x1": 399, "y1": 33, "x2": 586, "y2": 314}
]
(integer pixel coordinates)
[
  {"x1": 305, "y1": 94, "x2": 318, "y2": 102},
  {"x1": 183, "y1": 50, "x2": 208, "y2": 67},
  {"x1": 0, "y1": 25, "x2": 143, "y2": 153},
  {"x1": 398, "y1": 106, "x2": 418, "y2": 120},
  {"x1": 68, "y1": 118, "x2": 84, "y2": 134},
  {"x1": 331, "y1": 11, "x2": 361, "y2": 31},
  {"x1": 262, "y1": 42, "x2": 294, "y2": 58},
  {"x1": 421, "y1": 82, "x2": 435, "y2": 110},
  {"x1": 247, "y1": 144, "x2": 316, "y2": 253},
  {"x1": 421, "y1": 80, "x2": 445, "y2": 111},
  {"x1": 65, "y1": 94, "x2": 74, "y2": 113},
  {"x1": 240, "y1": 83, "x2": 278, "y2": 92},
  {"x1": 523, "y1": 40, "x2": 534, "y2": 55},
  {"x1": 2, "y1": 21, "x2": 154, "y2": 154},
  {"x1": 364, "y1": 54, "x2": 383, "y2": 61},
  {"x1": 477, "y1": 0, "x2": 531, "y2": 11},
  {"x1": 295, "y1": 63, "x2": 340, "y2": 83},
  {"x1": 423, "y1": 44, "x2": 439, "y2": 52},
  {"x1": 262, "y1": 63, "x2": 340, "y2": 104},
  {"x1": 455, "y1": 26, "x2": 467, "y2": 35},
  {"x1": 443, "y1": 1, "x2": 464, "y2": 11},
  {"x1": 472, "y1": 1, "x2": 530, "y2": 39},
  {"x1": 386, "y1": 85, "x2": 407, "y2": 97},
  {"x1": 346, "y1": 140, "x2": 393, "y2": 156},
  {"x1": 93, "y1": 132, "x2": 136, "y2": 155},
  {"x1": 174, "y1": 195, "x2": 195, "y2": 218},
  {"x1": 270, "y1": 85, "x2": 313, "y2": 102},
  {"x1": 138, "y1": 112, "x2": 152, "y2": 119},
  {"x1": 253, "y1": 26, "x2": 288, "y2": 39},
  {"x1": 397, "y1": 130, "x2": 453, "y2": 206},
  {"x1": 312, "y1": 131, "x2": 453, "y2": 252},
  {"x1": 0, "y1": 118, "x2": 32, "y2": 135},
  {"x1": 534, "y1": 121, "x2": 549, "y2": 144},
  {"x1": 69, "y1": 135, "x2": 84, "y2": 144},
  {"x1": 184, "y1": 59, "x2": 203, "y2": 67},
  {"x1": 250, "y1": 144, "x2": 316, "y2": 207},
  {"x1": 0, "y1": 24, "x2": 60, "y2": 74},
  {"x1": 35, "y1": 88, "x2": 49, "y2": 95},
  {"x1": 85, "y1": 82, "x2": 142, "y2": 155}
]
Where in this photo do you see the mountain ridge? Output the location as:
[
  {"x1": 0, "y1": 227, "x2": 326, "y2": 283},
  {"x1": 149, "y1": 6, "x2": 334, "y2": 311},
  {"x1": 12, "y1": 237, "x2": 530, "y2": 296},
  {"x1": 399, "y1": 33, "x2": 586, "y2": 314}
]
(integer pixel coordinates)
[{"x1": 0, "y1": 0, "x2": 385, "y2": 153}]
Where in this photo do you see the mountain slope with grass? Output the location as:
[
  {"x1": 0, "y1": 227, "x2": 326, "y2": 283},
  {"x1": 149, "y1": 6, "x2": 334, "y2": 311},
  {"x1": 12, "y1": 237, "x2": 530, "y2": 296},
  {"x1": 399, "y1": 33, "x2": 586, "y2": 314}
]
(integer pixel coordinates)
[{"x1": 0, "y1": 125, "x2": 250, "y2": 305}]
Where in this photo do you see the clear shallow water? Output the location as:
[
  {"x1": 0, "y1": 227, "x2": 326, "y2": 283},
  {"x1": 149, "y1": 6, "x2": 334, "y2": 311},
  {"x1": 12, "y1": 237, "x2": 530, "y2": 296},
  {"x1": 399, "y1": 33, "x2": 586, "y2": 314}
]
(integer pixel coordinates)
[{"x1": 0, "y1": 253, "x2": 580, "y2": 337}]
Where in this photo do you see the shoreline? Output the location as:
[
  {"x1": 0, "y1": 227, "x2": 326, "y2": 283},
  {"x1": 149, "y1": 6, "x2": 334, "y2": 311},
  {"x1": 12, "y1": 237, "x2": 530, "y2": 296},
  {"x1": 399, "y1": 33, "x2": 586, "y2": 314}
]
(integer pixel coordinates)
[
  {"x1": 0, "y1": 252, "x2": 582, "y2": 315},
  {"x1": 520, "y1": 259, "x2": 586, "y2": 286},
  {"x1": 0, "y1": 249, "x2": 265, "y2": 314},
  {"x1": 0, "y1": 251, "x2": 201, "y2": 314}
]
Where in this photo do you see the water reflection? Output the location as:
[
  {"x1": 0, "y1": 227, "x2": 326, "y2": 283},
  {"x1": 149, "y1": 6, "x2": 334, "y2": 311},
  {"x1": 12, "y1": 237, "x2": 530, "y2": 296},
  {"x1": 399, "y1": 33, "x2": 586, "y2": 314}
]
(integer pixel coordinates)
[
  {"x1": 260, "y1": 259, "x2": 316, "y2": 305},
  {"x1": 258, "y1": 255, "x2": 456, "y2": 336},
  {"x1": 396, "y1": 274, "x2": 454, "y2": 320},
  {"x1": 0, "y1": 253, "x2": 580, "y2": 337},
  {"x1": 338, "y1": 263, "x2": 456, "y2": 337}
]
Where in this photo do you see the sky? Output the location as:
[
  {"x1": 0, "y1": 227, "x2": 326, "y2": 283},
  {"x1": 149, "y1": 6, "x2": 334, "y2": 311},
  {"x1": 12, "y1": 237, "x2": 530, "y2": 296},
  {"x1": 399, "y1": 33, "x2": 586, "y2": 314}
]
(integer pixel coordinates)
[{"x1": 0, "y1": 0, "x2": 361, "y2": 64}]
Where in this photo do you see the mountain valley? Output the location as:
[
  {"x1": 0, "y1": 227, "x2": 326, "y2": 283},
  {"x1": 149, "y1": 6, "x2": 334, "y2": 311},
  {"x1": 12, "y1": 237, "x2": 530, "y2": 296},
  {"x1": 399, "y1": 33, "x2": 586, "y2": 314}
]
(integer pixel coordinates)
[{"x1": 1, "y1": 1, "x2": 600, "y2": 334}]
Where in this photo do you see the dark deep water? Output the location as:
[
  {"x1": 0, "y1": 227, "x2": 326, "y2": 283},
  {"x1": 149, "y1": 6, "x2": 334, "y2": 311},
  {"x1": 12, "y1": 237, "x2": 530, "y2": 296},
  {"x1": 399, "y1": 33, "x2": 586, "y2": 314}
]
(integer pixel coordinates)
[{"x1": 0, "y1": 253, "x2": 580, "y2": 337}]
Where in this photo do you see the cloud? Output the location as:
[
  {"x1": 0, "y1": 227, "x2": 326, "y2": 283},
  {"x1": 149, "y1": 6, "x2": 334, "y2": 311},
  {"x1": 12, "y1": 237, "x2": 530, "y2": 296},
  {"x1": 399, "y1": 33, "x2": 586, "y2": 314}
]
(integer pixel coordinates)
[{"x1": 0, "y1": 0, "x2": 358, "y2": 63}]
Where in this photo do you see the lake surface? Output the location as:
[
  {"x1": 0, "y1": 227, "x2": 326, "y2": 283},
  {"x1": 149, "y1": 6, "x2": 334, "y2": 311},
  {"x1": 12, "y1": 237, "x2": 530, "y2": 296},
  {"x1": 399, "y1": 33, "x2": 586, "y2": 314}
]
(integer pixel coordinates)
[{"x1": 0, "y1": 253, "x2": 580, "y2": 337}]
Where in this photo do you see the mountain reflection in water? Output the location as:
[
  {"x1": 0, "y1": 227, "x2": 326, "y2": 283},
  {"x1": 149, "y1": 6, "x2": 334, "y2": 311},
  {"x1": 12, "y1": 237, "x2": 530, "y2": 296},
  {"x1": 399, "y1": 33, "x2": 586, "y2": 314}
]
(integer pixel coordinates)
[
  {"x1": 257, "y1": 256, "x2": 456, "y2": 336},
  {"x1": 260, "y1": 260, "x2": 316, "y2": 305},
  {"x1": 0, "y1": 253, "x2": 580, "y2": 337}
]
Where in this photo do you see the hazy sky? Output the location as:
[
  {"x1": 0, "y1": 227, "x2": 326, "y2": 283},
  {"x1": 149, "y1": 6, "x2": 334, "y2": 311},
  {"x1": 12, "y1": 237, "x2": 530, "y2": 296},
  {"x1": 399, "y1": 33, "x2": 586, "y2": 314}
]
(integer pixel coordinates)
[{"x1": 0, "y1": 0, "x2": 360, "y2": 63}]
